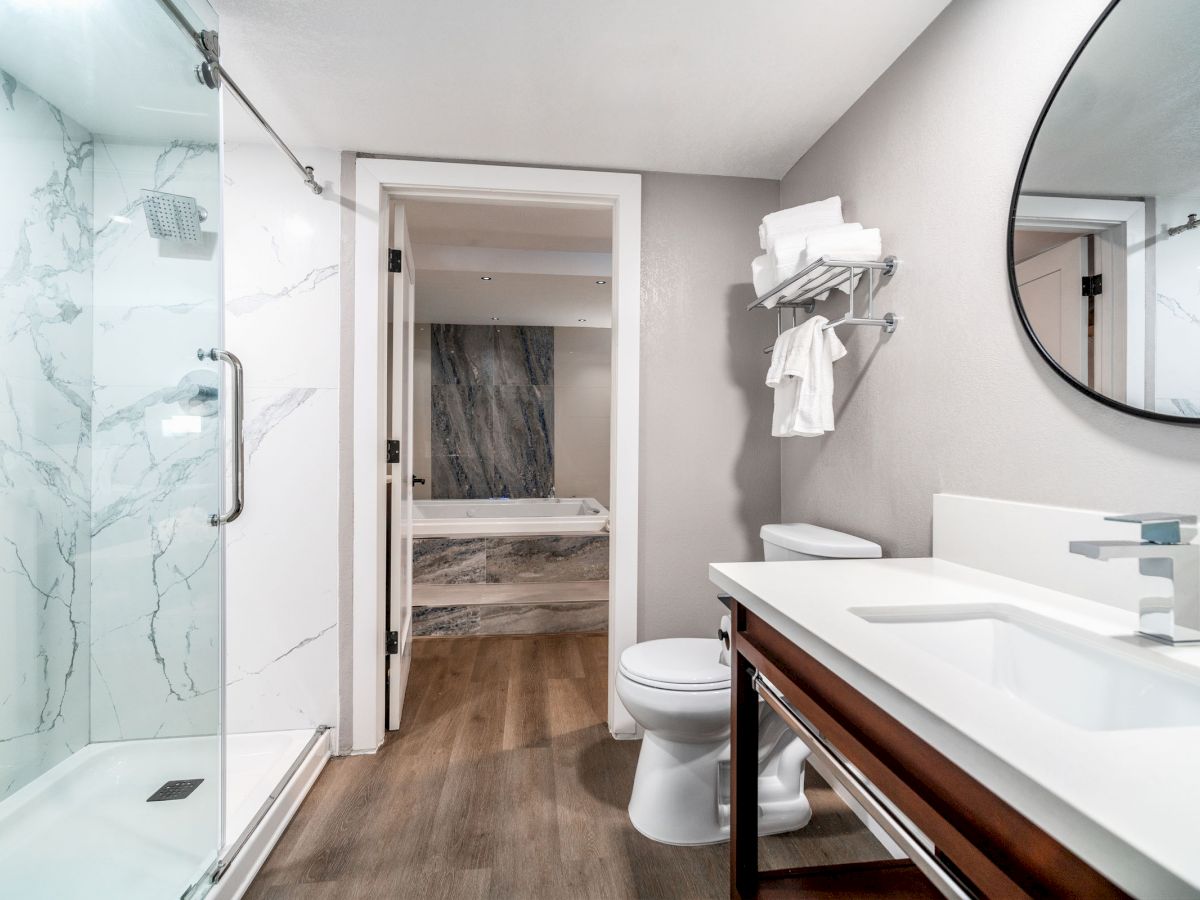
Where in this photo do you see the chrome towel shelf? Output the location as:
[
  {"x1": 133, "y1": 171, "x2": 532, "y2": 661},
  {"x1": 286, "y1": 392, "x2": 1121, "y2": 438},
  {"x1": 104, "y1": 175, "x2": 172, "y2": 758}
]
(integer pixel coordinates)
[{"x1": 752, "y1": 256, "x2": 900, "y2": 353}]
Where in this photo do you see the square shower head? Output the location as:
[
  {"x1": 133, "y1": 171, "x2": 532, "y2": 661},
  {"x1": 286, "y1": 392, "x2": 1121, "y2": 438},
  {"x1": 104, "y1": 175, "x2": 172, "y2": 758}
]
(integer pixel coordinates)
[{"x1": 141, "y1": 189, "x2": 204, "y2": 242}]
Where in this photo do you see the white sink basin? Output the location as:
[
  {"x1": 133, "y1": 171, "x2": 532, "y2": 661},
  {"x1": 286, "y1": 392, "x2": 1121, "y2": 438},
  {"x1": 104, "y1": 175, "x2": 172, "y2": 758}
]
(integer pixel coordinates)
[{"x1": 852, "y1": 604, "x2": 1200, "y2": 732}]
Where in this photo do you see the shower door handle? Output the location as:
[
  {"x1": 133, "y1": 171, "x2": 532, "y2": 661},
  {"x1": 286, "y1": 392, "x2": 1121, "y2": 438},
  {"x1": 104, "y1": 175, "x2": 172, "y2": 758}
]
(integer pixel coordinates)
[{"x1": 199, "y1": 348, "x2": 245, "y2": 526}]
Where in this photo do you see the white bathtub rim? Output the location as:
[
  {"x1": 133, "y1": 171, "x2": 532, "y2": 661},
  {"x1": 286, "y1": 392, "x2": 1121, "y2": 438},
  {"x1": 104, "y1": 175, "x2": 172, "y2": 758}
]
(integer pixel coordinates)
[{"x1": 412, "y1": 497, "x2": 610, "y2": 538}]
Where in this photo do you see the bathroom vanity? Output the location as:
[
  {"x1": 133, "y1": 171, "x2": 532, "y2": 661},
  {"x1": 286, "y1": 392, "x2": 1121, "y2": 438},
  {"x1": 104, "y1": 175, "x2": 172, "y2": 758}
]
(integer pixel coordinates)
[{"x1": 711, "y1": 557, "x2": 1200, "y2": 899}]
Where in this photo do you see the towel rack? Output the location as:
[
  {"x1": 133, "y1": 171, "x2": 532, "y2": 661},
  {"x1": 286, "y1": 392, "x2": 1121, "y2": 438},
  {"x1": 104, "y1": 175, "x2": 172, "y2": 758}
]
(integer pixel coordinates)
[{"x1": 753, "y1": 256, "x2": 899, "y2": 354}]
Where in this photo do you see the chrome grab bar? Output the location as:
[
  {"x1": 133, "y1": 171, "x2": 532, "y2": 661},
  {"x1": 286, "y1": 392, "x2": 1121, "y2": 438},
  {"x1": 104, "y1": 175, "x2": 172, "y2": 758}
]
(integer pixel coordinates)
[
  {"x1": 752, "y1": 674, "x2": 972, "y2": 900},
  {"x1": 199, "y1": 348, "x2": 245, "y2": 526}
]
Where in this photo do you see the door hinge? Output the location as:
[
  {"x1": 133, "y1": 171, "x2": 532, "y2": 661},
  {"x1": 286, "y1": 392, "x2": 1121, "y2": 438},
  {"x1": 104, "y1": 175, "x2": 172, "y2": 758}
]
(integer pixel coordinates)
[
  {"x1": 386, "y1": 631, "x2": 399, "y2": 655},
  {"x1": 387, "y1": 248, "x2": 402, "y2": 273},
  {"x1": 1082, "y1": 274, "x2": 1102, "y2": 297},
  {"x1": 386, "y1": 439, "x2": 400, "y2": 464}
]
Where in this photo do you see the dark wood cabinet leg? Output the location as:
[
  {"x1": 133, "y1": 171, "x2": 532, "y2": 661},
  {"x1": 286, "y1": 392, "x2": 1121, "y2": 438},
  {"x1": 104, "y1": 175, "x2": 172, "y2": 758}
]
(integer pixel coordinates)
[{"x1": 730, "y1": 602, "x2": 758, "y2": 900}]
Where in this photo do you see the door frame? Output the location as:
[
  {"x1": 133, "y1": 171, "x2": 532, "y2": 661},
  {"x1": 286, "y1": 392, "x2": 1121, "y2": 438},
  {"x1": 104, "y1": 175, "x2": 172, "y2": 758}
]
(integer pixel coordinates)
[
  {"x1": 351, "y1": 158, "x2": 642, "y2": 752},
  {"x1": 385, "y1": 202, "x2": 415, "y2": 731},
  {"x1": 1014, "y1": 195, "x2": 1147, "y2": 406}
]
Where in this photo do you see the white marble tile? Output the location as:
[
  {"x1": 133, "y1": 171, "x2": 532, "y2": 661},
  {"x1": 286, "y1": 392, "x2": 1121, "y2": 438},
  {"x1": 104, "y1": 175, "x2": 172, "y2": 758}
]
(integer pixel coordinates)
[
  {"x1": 0, "y1": 73, "x2": 93, "y2": 800},
  {"x1": 87, "y1": 137, "x2": 223, "y2": 743},
  {"x1": 223, "y1": 142, "x2": 341, "y2": 390},
  {"x1": 1152, "y1": 197, "x2": 1200, "y2": 412},
  {"x1": 220, "y1": 138, "x2": 340, "y2": 735},
  {"x1": 223, "y1": 387, "x2": 338, "y2": 733}
]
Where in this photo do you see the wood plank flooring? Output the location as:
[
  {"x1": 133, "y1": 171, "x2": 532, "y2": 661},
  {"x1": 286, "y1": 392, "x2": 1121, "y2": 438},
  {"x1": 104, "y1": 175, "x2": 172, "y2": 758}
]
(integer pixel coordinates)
[{"x1": 245, "y1": 633, "x2": 887, "y2": 899}]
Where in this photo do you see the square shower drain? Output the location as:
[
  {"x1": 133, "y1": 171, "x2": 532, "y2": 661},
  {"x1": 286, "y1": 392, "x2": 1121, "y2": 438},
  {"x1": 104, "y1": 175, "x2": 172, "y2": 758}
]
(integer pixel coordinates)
[{"x1": 147, "y1": 779, "x2": 204, "y2": 802}]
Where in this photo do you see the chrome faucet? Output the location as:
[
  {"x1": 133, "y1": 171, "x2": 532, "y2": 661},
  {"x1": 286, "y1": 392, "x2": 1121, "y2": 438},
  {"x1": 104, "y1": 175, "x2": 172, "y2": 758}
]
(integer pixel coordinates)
[{"x1": 1069, "y1": 513, "x2": 1200, "y2": 645}]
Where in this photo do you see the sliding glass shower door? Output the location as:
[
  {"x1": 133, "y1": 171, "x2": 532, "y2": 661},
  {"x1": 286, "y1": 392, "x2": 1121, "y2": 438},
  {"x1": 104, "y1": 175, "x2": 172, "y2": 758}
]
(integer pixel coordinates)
[{"x1": 0, "y1": 0, "x2": 225, "y2": 896}]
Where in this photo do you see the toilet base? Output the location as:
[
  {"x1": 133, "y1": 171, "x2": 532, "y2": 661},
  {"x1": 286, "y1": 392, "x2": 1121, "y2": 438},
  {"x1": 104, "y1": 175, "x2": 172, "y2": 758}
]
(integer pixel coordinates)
[{"x1": 627, "y1": 731, "x2": 812, "y2": 846}]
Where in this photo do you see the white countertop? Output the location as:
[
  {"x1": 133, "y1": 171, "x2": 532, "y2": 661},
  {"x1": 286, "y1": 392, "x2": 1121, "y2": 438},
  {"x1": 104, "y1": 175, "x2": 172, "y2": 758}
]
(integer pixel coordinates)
[{"x1": 709, "y1": 557, "x2": 1200, "y2": 898}]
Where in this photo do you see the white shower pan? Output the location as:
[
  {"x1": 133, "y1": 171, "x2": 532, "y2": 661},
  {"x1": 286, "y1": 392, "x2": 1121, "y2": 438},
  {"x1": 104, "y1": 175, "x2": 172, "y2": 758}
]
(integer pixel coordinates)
[{"x1": 0, "y1": 728, "x2": 329, "y2": 900}]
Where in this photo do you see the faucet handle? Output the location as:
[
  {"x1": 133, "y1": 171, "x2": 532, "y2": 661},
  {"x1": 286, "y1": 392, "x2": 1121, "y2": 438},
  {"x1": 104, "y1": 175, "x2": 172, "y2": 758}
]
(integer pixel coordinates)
[{"x1": 1105, "y1": 512, "x2": 1198, "y2": 545}]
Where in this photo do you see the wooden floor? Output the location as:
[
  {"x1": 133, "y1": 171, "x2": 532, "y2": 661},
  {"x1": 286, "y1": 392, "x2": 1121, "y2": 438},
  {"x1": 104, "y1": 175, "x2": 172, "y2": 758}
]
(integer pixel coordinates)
[{"x1": 245, "y1": 633, "x2": 887, "y2": 899}]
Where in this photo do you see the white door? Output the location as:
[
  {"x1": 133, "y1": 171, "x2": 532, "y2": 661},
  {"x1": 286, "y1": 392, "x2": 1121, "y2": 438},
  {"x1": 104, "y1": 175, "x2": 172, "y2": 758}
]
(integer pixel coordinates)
[
  {"x1": 1015, "y1": 236, "x2": 1088, "y2": 382},
  {"x1": 387, "y1": 203, "x2": 416, "y2": 730}
]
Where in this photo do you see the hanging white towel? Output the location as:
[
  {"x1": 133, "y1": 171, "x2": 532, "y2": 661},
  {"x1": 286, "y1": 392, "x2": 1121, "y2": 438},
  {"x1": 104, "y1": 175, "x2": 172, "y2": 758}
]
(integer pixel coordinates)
[
  {"x1": 759, "y1": 196, "x2": 843, "y2": 251},
  {"x1": 765, "y1": 317, "x2": 846, "y2": 437}
]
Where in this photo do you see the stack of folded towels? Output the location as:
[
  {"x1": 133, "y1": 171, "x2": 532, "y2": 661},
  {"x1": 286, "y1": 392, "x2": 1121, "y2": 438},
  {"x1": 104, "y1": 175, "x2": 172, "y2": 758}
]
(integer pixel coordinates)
[{"x1": 751, "y1": 196, "x2": 882, "y2": 309}]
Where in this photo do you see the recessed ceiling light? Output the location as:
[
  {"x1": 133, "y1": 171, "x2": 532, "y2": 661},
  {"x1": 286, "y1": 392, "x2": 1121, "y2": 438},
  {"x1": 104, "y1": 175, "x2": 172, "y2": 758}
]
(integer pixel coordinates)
[
  {"x1": 577, "y1": 318, "x2": 587, "y2": 323},
  {"x1": 480, "y1": 275, "x2": 493, "y2": 281},
  {"x1": 595, "y1": 279, "x2": 608, "y2": 285},
  {"x1": 491, "y1": 316, "x2": 501, "y2": 321}
]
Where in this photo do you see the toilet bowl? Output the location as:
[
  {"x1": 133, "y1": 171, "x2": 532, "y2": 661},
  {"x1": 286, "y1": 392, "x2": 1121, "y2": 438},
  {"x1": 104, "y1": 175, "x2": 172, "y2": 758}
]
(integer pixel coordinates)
[{"x1": 617, "y1": 523, "x2": 881, "y2": 846}]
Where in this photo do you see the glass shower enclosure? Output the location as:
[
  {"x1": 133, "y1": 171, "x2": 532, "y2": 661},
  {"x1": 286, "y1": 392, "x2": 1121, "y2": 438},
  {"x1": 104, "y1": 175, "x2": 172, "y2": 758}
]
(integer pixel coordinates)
[{"x1": 0, "y1": 0, "x2": 225, "y2": 896}]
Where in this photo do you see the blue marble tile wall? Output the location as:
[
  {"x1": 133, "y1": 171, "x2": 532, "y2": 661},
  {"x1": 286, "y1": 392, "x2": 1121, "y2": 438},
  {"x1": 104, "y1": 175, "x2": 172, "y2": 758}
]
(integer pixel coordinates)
[
  {"x1": 0, "y1": 72, "x2": 94, "y2": 801},
  {"x1": 413, "y1": 535, "x2": 609, "y2": 584},
  {"x1": 430, "y1": 324, "x2": 554, "y2": 498}
]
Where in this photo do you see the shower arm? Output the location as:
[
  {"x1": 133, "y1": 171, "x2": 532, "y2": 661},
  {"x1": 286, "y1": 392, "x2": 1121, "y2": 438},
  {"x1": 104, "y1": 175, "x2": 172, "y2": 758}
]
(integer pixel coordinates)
[{"x1": 154, "y1": 0, "x2": 324, "y2": 195}]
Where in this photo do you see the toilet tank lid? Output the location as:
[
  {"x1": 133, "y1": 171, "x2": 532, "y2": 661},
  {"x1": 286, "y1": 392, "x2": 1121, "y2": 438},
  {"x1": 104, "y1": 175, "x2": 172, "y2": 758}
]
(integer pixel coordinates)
[{"x1": 760, "y1": 523, "x2": 882, "y2": 559}]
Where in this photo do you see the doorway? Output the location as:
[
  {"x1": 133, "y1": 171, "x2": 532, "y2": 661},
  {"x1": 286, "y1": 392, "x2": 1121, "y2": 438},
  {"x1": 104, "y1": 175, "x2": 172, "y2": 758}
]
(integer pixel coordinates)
[
  {"x1": 351, "y1": 160, "x2": 642, "y2": 751},
  {"x1": 385, "y1": 198, "x2": 615, "y2": 729},
  {"x1": 1013, "y1": 194, "x2": 1147, "y2": 405}
]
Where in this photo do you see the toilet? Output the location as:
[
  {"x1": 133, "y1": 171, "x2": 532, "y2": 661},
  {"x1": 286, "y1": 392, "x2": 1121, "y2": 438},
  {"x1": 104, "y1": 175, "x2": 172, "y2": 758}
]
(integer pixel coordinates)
[{"x1": 616, "y1": 523, "x2": 882, "y2": 845}]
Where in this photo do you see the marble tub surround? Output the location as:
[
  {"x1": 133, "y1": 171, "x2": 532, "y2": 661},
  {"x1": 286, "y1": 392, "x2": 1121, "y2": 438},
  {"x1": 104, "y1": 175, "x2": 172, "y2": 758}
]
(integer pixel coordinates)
[
  {"x1": 413, "y1": 535, "x2": 608, "y2": 584},
  {"x1": 412, "y1": 538, "x2": 486, "y2": 585},
  {"x1": 412, "y1": 599, "x2": 607, "y2": 637},
  {"x1": 0, "y1": 72, "x2": 94, "y2": 801},
  {"x1": 430, "y1": 323, "x2": 554, "y2": 499},
  {"x1": 485, "y1": 535, "x2": 608, "y2": 583}
]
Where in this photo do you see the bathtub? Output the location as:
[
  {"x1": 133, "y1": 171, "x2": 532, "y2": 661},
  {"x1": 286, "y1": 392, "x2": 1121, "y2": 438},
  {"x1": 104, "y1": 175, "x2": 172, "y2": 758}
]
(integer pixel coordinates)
[{"x1": 411, "y1": 497, "x2": 609, "y2": 538}]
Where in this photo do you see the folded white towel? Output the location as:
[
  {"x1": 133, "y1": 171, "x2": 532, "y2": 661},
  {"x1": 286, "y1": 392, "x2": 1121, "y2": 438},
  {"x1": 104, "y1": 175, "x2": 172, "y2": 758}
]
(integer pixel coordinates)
[
  {"x1": 759, "y1": 196, "x2": 843, "y2": 251},
  {"x1": 751, "y1": 254, "x2": 775, "y2": 298},
  {"x1": 766, "y1": 317, "x2": 847, "y2": 437},
  {"x1": 768, "y1": 222, "x2": 865, "y2": 272},
  {"x1": 804, "y1": 226, "x2": 881, "y2": 266},
  {"x1": 781, "y1": 227, "x2": 883, "y2": 303}
]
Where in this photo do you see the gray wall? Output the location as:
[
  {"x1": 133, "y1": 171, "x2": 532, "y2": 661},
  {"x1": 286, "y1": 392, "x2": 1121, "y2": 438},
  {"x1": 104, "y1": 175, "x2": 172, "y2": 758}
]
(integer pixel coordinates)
[
  {"x1": 778, "y1": 0, "x2": 1200, "y2": 556},
  {"x1": 639, "y1": 172, "x2": 782, "y2": 640}
]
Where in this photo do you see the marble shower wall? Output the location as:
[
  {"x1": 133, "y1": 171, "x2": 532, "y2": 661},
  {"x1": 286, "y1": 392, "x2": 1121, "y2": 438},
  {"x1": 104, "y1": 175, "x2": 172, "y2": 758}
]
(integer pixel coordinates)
[
  {"x1": 222, "y1": 137, "x2": 340, "y2": 735},
  {"x1": 88, "y1": 138, "x2": 223, "y2": 742},
  {"x1": 430, "y1": 324, "x2": 554, "y2": 498},
  {"x1": 0, "y1": 73, "x2": 94, "y2": 800},
  {"x1": 1153, "y1": 195, "x2": 1200, "y2": 416}
]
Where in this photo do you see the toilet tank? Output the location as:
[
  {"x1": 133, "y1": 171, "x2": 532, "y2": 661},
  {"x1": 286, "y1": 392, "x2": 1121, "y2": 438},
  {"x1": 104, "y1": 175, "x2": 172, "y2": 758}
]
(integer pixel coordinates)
[{"x1": 760, "y1": 523, "x2": 882, "y2": 562}]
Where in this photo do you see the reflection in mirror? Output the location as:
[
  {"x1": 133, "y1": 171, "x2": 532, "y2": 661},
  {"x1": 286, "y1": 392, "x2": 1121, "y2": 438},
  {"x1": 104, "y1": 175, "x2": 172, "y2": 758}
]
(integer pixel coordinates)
[{"x1": 1011, "y1": 0, "x2": 1200, "y2": 422}]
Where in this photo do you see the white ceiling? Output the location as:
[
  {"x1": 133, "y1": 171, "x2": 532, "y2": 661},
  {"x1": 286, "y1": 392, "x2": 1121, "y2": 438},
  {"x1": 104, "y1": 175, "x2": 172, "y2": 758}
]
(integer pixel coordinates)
[
  {"x1": 212, "y1": 0, "x2": 952, "y2": 178},
  {"x1": 415, "y1": 271, "x2": 612, "y2": 328},
  {"x1": 407, "y1": 199, "x2": 613, "y2": 327},
  {"x1": 1022, "y1": 0, "x2": 1200, "y2": 200},
  {"x1": 405, "y1": 199, "x2": 611, "y2": 252}
]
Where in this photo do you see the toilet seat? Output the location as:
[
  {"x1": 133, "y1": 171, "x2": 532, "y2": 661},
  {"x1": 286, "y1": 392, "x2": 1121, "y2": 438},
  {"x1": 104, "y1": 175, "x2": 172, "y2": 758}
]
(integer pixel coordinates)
[{"x1": 618, "y1": 638, "x2": 731, "y2": 692}]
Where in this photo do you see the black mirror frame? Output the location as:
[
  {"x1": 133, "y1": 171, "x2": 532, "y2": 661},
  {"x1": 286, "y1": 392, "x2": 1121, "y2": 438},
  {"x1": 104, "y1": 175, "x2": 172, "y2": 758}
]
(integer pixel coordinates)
[{"x1": 1007, "y1": 0, "x2": 1199, "y2": 427}]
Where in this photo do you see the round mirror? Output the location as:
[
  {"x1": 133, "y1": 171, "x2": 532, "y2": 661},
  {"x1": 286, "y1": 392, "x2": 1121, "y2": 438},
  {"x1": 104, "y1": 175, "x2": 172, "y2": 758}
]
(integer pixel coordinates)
[{"x1": 1009, "y1": 0, "x2": 1200, "y2": 425}]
